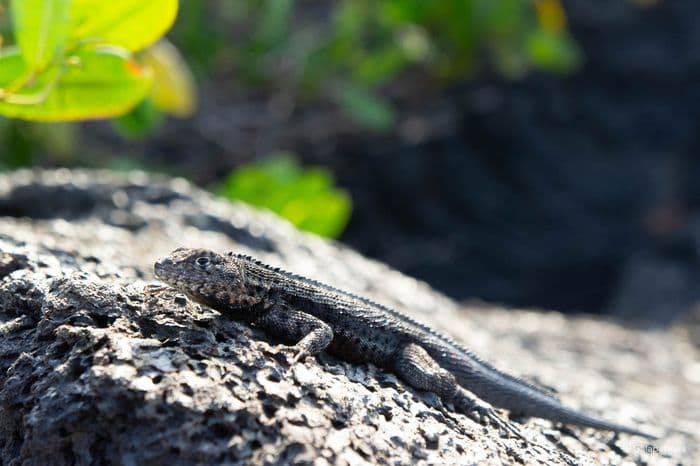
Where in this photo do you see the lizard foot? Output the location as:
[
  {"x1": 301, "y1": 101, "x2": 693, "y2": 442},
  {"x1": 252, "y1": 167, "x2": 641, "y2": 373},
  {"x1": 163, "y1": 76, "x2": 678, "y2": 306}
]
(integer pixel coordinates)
[
  {"x1": 277, "y1": 345, "x2": 310, "y2": 365},
  {"x1": 477, "y1": 406, "x2": 526, "y2": 440},
  {"x1": 456, "y1": 396, "x2": 526, "y2": 440}
]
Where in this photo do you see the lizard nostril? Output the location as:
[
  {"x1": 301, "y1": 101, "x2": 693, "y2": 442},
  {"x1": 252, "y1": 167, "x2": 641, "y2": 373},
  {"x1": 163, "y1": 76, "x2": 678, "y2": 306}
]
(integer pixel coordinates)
[{"x1": 154, "y1": 258, "x2": 173, "y2": 274}]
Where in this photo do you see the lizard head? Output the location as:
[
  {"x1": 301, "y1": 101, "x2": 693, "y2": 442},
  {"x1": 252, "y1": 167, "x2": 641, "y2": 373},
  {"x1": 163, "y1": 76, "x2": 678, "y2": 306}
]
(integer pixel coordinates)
[{"x1": 154, "y1": 248, "x2": 261, "y2": 315}]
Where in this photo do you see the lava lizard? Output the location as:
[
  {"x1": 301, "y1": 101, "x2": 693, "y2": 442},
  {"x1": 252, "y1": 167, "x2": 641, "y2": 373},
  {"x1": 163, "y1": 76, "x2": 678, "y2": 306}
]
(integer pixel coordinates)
[{"x1": 154, "y1": 247, "x2": 654, "y2": 439}]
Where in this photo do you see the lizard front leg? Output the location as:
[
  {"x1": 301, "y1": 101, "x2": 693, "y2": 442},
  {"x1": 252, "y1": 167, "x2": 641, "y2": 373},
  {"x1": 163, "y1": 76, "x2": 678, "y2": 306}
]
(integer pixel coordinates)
[
  {"x1": 256, "y1": 305, "x2": 333, "y2": 363},
  {"x1": 394, "y1": 343, "x2": 524, "y2": 439}
]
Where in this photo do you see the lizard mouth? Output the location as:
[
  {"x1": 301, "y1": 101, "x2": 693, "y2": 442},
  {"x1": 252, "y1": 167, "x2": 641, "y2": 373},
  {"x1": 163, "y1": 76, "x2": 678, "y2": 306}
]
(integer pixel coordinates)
[{"x1": 154, "y1": 257, "x2": 174, "y2": 282}]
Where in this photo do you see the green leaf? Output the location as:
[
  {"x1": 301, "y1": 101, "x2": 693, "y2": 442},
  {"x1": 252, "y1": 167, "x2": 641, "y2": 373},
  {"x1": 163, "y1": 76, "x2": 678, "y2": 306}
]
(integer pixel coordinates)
[
  {"x1": 112, "y1": 97, "x2": 163, "y2": 139},
  {"x1": 355, "y1": 46, "x2": 408, "y2": 86},
  {"x1": 525, "y1": 29, "x2": 581, "y2": 74},
  {"x1": 257, "y1": 0, "x2": 293, "y2": 46},
  {"x1": 0, "y1": 46, "x2": 153, "y2": 121},
  {"x1": 217, "y1": 153, "x2": 352, "y2": 238},
  {"x1": 333, "y1": 83, "x2": 396, "y2": 131},
  {"x1": 69, "y1": 0, "x2": 178, "y2": 51},
  {"x1": 140, "y1": 40, "x2": 197, "y2": 117},
  {"x1": 10, "y1": 0, "x2": 71, "y2": 69}
]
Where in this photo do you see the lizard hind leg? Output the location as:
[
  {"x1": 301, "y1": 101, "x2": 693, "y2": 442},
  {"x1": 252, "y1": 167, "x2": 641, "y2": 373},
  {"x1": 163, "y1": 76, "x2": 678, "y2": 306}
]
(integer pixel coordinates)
[
  {"x1": 394, "y1": 343, "x2": 461, "y2": 399},
  {"x1": 394, "y1": 343, "x2": 525, "y2": 439}
]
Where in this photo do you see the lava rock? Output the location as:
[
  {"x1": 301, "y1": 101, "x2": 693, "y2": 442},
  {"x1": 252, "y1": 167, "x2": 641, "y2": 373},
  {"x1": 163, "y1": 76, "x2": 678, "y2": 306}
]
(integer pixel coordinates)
[{"x1": 0, "y1": 169, "x2": 695, "y2": 465}]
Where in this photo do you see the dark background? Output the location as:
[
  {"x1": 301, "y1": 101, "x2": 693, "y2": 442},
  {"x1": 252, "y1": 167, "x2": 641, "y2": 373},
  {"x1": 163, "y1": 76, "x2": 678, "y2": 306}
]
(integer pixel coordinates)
[{"x1": 4, "y1": 0, "x2": 700, "y2": 322}]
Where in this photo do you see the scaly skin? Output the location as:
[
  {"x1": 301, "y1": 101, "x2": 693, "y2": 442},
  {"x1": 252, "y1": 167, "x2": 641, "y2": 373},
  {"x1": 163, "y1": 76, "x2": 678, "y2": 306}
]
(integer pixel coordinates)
[{"x1": 154, "y1": 248, "x2": 655, "y2": 439}]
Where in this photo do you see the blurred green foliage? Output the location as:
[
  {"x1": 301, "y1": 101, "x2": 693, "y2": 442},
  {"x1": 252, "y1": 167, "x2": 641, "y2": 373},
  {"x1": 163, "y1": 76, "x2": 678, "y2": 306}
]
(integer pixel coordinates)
[
  {"x1": 0, "y1": 0, "x2": 583, "y2": 238},
  {"x1": 171, "y1": 0, "x2": 581, "y2": 130},
  {"x1": 0, "y1": 0, "x2": 582, "y2": 160},
  {"x1": 217, "y1": 153, "x2": 352, "y2": 238},
  {"x1": 112, "y1": 98, "x2": 164, "y2": 139},
  {"x1": 0, "y1": 118, "x2": 77, "y2": 168}
]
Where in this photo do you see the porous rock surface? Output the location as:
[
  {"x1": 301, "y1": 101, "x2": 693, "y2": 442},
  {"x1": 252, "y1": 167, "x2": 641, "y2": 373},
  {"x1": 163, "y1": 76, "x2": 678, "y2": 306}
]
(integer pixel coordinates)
[{"x1": 0, "y1": 169, "x2": 697, "y2": 465}]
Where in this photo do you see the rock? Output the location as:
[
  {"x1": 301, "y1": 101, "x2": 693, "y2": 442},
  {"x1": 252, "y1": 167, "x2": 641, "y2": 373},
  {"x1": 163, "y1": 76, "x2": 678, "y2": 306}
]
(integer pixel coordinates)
[{"x1": 0, "y1": 169, "x2": 696, "y2": 465}]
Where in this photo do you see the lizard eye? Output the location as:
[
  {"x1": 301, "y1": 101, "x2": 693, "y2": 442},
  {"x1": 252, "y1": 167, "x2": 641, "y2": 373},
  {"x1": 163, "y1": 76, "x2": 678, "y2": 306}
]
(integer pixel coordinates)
[{"x1": 195, "y1": 256, "x2": 211, "y2": 268}]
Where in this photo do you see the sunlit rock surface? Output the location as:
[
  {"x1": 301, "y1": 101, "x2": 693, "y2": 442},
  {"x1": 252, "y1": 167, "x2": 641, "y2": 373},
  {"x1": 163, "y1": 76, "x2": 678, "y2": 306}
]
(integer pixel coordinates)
[{"x1": 0, "y1": 169, "x2": 696, "y2": 465}]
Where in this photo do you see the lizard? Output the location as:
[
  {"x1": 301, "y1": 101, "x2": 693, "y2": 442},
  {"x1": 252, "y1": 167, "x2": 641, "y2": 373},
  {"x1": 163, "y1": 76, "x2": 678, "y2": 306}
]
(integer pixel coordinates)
[{"x1": 154, "y1": 247, "x2": 655, "y2": 439}]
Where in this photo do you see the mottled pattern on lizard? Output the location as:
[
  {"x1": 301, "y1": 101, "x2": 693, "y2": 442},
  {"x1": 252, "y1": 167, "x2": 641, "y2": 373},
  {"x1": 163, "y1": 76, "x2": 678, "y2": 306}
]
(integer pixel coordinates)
[{"x1": 154, "y1": 248, "x2": 654, "y2": 439}]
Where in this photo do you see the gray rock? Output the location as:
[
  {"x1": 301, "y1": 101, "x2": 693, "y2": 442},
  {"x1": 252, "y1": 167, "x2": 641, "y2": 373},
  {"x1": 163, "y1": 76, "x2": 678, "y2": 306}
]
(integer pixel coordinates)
[{"x1": 0, "y1": 169, "x2": 696, "y2": 465}]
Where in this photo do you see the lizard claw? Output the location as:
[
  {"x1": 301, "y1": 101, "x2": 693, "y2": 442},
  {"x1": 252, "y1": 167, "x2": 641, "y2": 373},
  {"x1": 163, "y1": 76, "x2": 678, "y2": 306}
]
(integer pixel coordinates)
[
  {"x1": 278, "y1": 345, "x2": 308, "y2": 365},
  {"x1": 457, "y1": 396, "x2": 526, "y2": 440},
  {"x1": 291, "y1": 348, "x2": 308, "y2": 364},
  {"x1": 479, "y1": 407, "x2": 526, "y2": 440}
]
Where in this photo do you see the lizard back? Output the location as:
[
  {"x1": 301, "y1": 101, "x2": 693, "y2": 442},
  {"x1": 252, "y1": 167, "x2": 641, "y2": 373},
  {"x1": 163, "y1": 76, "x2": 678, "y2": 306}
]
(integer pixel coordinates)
[{"x1": 236, "y1": 254, "x2": 560, "y2": 398}]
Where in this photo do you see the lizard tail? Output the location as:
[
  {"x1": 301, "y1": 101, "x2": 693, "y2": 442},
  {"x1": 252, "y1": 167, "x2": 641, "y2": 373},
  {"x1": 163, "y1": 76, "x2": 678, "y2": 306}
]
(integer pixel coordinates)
[
  {"x1": 430, "y1": 346, "x2": 656, "y2": 439},
  {"x1": 521, "y1": 401, "x2": 657, "y2": 439}
]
